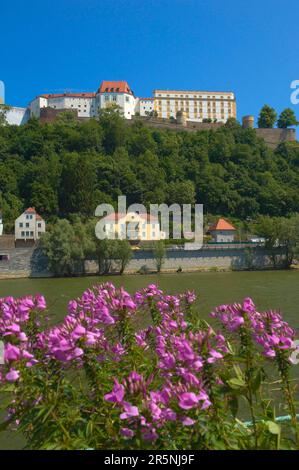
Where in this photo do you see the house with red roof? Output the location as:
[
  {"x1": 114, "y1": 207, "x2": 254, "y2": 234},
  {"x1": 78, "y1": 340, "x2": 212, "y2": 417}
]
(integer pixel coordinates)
[
  {"x1": 209, "y1": 218, "x2": 236, "y2": 243},
  {"x1": 15, "y1": 208, "x2": 46, "y2": 243},
  {"x1": 29, "y1": 80, "x2": 137, "y2": 121},
  {"x1": 98, "y1": 81, "x2": 136, "y2": 120}
]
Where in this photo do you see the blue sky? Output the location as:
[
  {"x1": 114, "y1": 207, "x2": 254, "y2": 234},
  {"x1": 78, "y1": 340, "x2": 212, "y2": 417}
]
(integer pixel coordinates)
[{"x1": 1, "y1": 0, "x2": 299, "y2": 125}]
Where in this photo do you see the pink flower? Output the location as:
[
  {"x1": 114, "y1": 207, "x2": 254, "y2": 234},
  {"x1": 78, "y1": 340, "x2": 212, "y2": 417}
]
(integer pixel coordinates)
[
  {"x1": 4, "y1": 344, "x2": 21, "y2": 362},
  {"x1": 120, "y1": 427, "x2": 135, "y2": 438},
  {"x1": 178, "y1": 392, "x2": 200, "y2": 410},
  {"x1": 104, "y1": 380, "x2": 125, "y2": 403},
  {"x1": 120, "y1": 403, "x2": 139, "y2": 420},
  {"x1": 6, "y1": 369, "x2": 20, "y2": 382},
  {"x1": 181, "y1": 416, "x2": 196, "y2": 426}
]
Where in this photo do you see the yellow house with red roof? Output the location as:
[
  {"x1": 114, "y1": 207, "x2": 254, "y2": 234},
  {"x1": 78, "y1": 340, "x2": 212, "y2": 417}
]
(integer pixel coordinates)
[{"x1": 101, "y1": 212, "x2": 165, "y2": 241}]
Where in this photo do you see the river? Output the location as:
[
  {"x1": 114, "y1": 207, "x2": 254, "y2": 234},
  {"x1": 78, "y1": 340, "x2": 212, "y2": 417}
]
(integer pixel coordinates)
[{"x1": 0, "y1": 270, "x2": 299, "y2": 326}]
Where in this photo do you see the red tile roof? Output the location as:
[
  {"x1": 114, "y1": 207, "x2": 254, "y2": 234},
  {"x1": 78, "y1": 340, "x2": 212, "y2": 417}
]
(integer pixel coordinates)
[
  {"x1": 102, "y1": 213, "x2": 158, "y2": 222},
  {"x1": 24, "y1": 207, "x2": 44, "y2": 221},
  {"x1": 98, "y1": 81, "x2": 133, "y2": 95},
  {"x1": 209, "y1": 218, "x2": 236, "y2": 231},
  {"x1": 25, "y1": 207, "x2": 36, "y2": 214},
  {"x1": 39, "y1": 92, "x2": 95, "y2": 99}
]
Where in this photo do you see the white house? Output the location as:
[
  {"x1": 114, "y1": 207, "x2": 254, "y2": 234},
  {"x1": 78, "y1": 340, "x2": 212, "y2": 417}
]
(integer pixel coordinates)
[
  {"x1": 29, "y1": 92, "x2": 96, "y2": 119},
  {"x1": 136, "y1": 98, "x2": 155, "y2": 116},
  {"x1": 209, "y1": 218, "x2": 236, "y2": 243},
  {"x1": 15, "y1": 207, "x2": 46, "y2": 242},
  {"x1": 0, "y1": 212, "x2": 3, "y2": 236},
  {"x1": 97, "y1": 81, "x2": 136, "y2": 119}
]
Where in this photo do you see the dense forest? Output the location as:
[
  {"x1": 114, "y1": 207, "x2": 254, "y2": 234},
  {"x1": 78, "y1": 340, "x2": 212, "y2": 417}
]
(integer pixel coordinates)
[{"x1": 0, "y1": 110, "x2": 299, "y2": 232}]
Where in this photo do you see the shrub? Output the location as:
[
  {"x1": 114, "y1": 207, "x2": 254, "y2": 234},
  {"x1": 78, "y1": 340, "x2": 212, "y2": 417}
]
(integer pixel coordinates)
[{"x1": 0, "y1": 285, "x2": 298, "y2": 449}]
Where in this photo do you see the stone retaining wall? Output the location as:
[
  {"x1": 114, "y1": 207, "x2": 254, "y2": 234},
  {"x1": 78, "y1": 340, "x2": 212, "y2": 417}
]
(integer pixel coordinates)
[{"x1": 0, "y1": 246, "x2": 285, "y2": 279}]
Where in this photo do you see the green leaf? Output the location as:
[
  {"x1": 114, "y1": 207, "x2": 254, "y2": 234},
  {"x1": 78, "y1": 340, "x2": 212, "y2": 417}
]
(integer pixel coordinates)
[
  {"x1": 266, "y1": 421, "x2": 280, "y2": 435},
  {"x1": 250, "y1": 369, "x2": 262, "y2": 393},
  {"x1": 227, "y1": 377, "x2": 246, "y2": 389},
  {"x1": 228, "y1": 395, "x2": 239, "y2": 417}
]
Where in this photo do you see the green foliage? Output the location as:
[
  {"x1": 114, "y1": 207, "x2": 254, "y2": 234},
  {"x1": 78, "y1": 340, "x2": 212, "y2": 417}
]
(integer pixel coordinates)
[
  {"x1": 40, "y1": 219, "x2": 91, "y2": 276},
  {"x1": 0, "y1": 104, "x2": 11, "y2": 126},
  {"x1": 254, "y1": 214, "x2": 299, "y2": 268},
  {"x1": 277, "y1": 108, "x2": 298, "y2": 128},
  {"x1": 153, "y1": 241, "x2": 166, "y2": 272},
  {"x1": 1, "y1": 114, "x2": 299, "y2": 234},
  {"x1": 257, "y1": 105, "x2": 277, "y2": 128}
]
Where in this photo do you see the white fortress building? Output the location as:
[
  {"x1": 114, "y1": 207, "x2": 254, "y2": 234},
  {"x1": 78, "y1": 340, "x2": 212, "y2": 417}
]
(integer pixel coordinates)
[{"x1": 2, "y1": 80, "x2": 236, "y2": 125}]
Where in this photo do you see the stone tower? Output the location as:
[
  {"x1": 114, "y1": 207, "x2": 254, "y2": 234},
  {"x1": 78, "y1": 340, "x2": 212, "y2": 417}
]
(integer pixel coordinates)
[
  {"x1": 176, "y1": 110, "x2": 187, "y2": 126},
  {"x1": 242, "y1": 115, "x2": 254, "y2": 129}
]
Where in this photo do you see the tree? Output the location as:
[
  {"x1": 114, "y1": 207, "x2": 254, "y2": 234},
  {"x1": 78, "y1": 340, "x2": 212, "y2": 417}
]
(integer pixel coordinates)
[
  {"x1": 255, "y1": 215, "x2": 299, "y2": 268},
  {"x1": 277, "y1": 108, "x2": 298, "y2": 128},
  {"x1": 114, "y1": 240, "x2": 132, "y2": 274},
  {"x1": 166, "y1": 180, "x2": 195, "y2": 206},
  {"x1": 257, "y1": 105, "x2": 277, "y2": 128},
  {"x1": 153, "y1": 241, "x2": 166, "y2": 273},
  {"x1": 0, "y1": 104, "x2": 10, "y2": 126},
  {"x1": 93, "y1": 238, "x2": 117, "y2": 274},
  {"x1": 41, "y1": 219, "x2": 92, "y2": 276}
]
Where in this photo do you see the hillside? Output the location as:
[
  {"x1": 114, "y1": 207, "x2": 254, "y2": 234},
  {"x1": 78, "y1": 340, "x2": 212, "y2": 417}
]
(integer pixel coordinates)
[{"x1": 0, "y1": 112, "x2": 299, "y2": 231}]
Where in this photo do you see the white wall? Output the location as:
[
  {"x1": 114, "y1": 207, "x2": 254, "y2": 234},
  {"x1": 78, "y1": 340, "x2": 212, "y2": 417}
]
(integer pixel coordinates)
[
  {"x1": 137, "y1": 99, "x2": 154, "y2": 116},
  {"x1": 15, "y1": 213, "x2": 46, "y2": 241},
  {"x1": 98, "y1": 92, "x2": 136, "y2": 119},
  {"x1": 6, "y1": 107, "x2": 30, "y2": 125}
]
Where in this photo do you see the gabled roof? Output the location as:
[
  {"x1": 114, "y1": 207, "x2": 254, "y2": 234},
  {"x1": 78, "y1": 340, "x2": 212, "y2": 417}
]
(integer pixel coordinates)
[
  {"x1": 25, "y1": 207, "x2": 37, "y2": 214},
  {"x1": 209, "y1": 218, "x2": 236, "y2": 231},
  {"x1": 102, "y1": 213, "x2": 158, "y2": 223},
  {"x1": 98, "y1": 81, "x2": 133, "y2": 95},
  {"x1": 38, "y1": 92, "x2": 96, "y2": 99},
  {"x1": 23, "y1": 207, "x2": 44, "y2": 221}
]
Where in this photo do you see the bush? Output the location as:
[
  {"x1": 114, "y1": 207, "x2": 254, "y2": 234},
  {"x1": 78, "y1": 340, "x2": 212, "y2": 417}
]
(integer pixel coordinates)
[{"x1": 0, "y1": 285, "x2": 298, "y2": 450}]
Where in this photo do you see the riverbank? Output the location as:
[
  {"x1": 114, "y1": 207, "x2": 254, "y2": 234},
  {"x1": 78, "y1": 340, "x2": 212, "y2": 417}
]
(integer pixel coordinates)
[{"x1": 0, "y1": 245, "x2": 285, "y2": 279}]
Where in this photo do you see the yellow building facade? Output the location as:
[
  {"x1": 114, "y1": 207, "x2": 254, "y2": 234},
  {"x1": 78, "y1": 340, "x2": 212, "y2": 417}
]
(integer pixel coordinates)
[
  {"x1": 101, "y1": 212, "x2": 166, "y2": 241},
  {"x1": 153, "y1": 89, "x2": 236, "y2": 122}
]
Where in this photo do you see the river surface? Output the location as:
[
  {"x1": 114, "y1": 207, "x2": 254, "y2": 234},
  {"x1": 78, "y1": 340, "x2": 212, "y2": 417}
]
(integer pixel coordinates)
[
  {"x1": 0, "y1": 270, "x2": 299, "y2": 449},
  {"x1": 0, "y1": 270, "x2": 299, "y2": 326}
]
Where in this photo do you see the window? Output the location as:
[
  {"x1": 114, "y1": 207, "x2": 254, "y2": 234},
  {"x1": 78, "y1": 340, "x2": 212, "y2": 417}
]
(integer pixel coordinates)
[
  {"x1": 19, "y1": 223, "x2": 23, "y2": 228},
  {"x1": 38, "y1": 223, "x2": 42, "y2": 228},
  {"x1": 105, "y1": 95, "x2": 109, "y2": 102},
  {"x1": 26, "y1": 231, "x2": 29, "y2": 237},
  {"x1": 26, "y1": 223, "x2": 29, "y2": 228},
  {"x1": 112, "y1": 95, "x2": 117, "y2": 102},
  {"x1": 30, "y1": 231, "x2": 34, "y2": 237},
  {"x1": 21, "y1": 231, "x2": 25, "y2": 237},
  {"x1": 126, "y1": 96, "x2": 129, "y2": 102}
]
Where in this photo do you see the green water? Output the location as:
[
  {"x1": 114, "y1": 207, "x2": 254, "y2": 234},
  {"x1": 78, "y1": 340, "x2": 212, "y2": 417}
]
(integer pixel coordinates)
[
  {"x1": 0, "y1": 270, "x2": 299, "y2": 326},
  {"x1": 0, "y1": 270, "x2": 299, "y2": 449}
]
